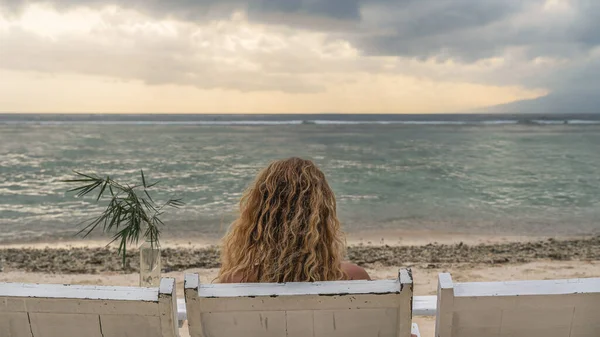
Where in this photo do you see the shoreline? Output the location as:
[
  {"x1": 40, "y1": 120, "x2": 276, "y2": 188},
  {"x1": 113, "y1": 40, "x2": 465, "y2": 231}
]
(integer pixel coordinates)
[
  {"x1": 0, "y1": 229, "x2": 593, "y2": 250},
  {"x1": 1, "y1": 235, "x2": 598, "y2": 274}
]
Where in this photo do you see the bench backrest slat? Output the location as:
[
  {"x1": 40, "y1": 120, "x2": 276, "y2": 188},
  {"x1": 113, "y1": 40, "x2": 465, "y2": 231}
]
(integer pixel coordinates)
[
  {"x1": 0, "y1": 279, "x2": 179, "y2": 337},
  {"x1": 435, "y1": 273, "x2": 600, "y2": 337},
  {"x1": 185, "y1": 268, "x2": 414, "y2": 337}
]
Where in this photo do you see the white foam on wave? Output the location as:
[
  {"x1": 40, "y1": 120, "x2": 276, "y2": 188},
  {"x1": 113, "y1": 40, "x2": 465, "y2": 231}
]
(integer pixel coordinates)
[
  {"x1": 1, "y1": 120, "x2": 305, "y2": 126},
  {"x1": 529, "y1": 120, "x2": 600, "y2": 125},
  {"x1": 314, "y1": 120, "x2": 523, "y2": 125},
  {"x1": 532, "y1": 120, "x2": 566, "y2": 125},
  {"x1": 309, "y1": 120, "x2": 514, "y2": 125},
  {"x1": 567, "y1": 120, "x2": 600, "y2": 124},
  {"x1": 480, "y1": 120, "x2": 519, "y2": 125}
]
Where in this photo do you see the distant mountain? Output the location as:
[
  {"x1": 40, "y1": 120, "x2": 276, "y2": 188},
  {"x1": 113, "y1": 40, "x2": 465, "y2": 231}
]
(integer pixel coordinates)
[{"x1": 479, "y1": 92, "x2": 600, "y2": 114}]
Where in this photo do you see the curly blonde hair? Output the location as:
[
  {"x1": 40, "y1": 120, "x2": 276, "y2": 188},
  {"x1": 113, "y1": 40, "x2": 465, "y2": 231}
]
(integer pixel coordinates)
[{"x1": 218, "y1": 157, "x2": 346, "y2": 283}]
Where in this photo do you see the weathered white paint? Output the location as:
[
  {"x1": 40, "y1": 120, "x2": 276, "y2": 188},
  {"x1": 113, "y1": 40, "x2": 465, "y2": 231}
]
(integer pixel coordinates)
[
  {"x1": 184, "y1": 274, "x2": 204, "y2": 337},
  {"x1": 0, "y1": 278, "x2": 179, "y2": 337},
  {"x1": 0, "y1": 297, "x2": 158, "y2": 315},
  {"x1": 413, "y1": 296, "x2": 436, "y2": 316},
  {"x1": 176, "y1": 295, "x2": 438, "y2": 322},
  {"x1": 435, "y1": 273, "x2": 454, "y2": 337},
  {"x1": 198, "y1": 279, "x2": 401, "y2": 297},
  {"x1": 184, "y1": 268, "x2": 415, "y2": 337},
  {"x1": 453, "y1": 277, "x2": 600, "y2": 297},
  {"x1": 411, "y1": 323, "x2": 421, "y2": 337},
  {"x1": 159, "y1": 278, "x2": 180, "y2": 337},
  {"x1": 0, "y1": 283, "x2": 158, "y2": 301},
  {"x1": 177, "y1": 299, "x2": 187, "y2": 327},
  {"x1": 435, "y1": 273, "x2": 600, "y2": 337},
  {"x1": 397, "y1": 269, "x2": 413, "y2": 337}
]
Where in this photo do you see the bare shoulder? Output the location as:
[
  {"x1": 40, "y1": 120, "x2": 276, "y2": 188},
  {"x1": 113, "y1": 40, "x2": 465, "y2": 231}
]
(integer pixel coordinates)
[
  {"x1": 341, "y1": 262, "x2": 371, "y2": 281},
  {"x1": 220, "y1": 272, "x2": 245, "y2": 283}
]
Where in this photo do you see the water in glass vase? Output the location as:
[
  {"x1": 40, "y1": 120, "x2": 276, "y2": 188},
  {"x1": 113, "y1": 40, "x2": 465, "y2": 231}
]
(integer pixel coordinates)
[{"x1": 139, "y1": 241, "x2": 161, "y2": 287}]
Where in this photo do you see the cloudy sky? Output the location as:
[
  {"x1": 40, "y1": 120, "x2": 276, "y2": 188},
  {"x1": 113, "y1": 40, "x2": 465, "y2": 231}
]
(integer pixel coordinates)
[{"x1": 0, "y1": 0, "x2": 598, "y2": 113}]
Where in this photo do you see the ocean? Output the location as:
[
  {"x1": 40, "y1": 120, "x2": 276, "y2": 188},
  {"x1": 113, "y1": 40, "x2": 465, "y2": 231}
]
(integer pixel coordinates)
[{"x1": 1, "y1": 113, "x2": 599, "y2": 243}]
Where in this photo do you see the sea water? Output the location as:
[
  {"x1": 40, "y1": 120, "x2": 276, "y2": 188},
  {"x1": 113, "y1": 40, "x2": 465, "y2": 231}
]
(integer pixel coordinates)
[{"x1": 1, "y1": 113, "x2": 599, "y2": 243}]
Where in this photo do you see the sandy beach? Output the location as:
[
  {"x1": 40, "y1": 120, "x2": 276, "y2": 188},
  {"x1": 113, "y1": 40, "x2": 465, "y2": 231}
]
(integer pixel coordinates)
[{"x1": 1, "y1": 233, "x2": 599, "y2": 336}]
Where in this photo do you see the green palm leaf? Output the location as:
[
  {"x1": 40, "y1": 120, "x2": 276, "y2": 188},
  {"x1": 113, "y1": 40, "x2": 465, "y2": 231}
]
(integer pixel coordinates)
[{"x1": 63, "y1": 170, "x2": 184, "y2": 265}]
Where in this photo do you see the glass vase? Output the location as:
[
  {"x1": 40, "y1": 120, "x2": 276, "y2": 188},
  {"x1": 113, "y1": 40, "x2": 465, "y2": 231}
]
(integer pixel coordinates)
[{"x1": 139, "y1": 241, "x2": 161, "y2": 287}]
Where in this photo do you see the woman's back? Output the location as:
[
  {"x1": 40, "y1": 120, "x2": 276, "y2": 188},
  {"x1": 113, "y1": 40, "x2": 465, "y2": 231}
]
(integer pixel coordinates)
[{"x1": 218, "y1": 157, "x2": 369, "y2": 283}]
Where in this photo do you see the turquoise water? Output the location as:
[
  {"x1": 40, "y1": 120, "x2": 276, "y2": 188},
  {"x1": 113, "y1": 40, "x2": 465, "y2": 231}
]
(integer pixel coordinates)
[{"x1": 1, "y1": 114, "x2": 600, "y2": 242}]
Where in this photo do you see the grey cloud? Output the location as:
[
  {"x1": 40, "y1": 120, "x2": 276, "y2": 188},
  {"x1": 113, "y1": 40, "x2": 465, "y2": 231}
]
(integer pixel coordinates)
[
  {"x1": 553, "y1": 55, "x2": 600, "y2": 93},
  {"x1": 575, "y1": 2, "x2": 600, "y2": 45},
  {"x1": 0, "y1": 0, "x2": 235, "y2": 21},
  {"x1": 2, "y1": 0, "x2": 600, "y2": 105},
  {"x1": 0, "y1": 0, "x2": 363, "y2": 34},
  {"x1": 355, "y1": 0, "x2": 591, "y2": 61},
  {"x1": 359, "y1": 0, "x2": 598, "y2": 63},
  {"x1": 3, "y1": 0, "x2": 598, "y2": 60},
  {"x1": 0, "y1": 0, "x2": 361, "y2": 22},
  {"x1": 363, "y1": 0, "x2": 523, "y2": 39},
  {"x1": 248, "y1": 0, "x2": 361, "y2": 20},
  {"x1": 0, "y1": 26, "x2": 326, "y2": 93},
  {"x1": 355, "y1": 0, "x2": 600, "y2": 101}
]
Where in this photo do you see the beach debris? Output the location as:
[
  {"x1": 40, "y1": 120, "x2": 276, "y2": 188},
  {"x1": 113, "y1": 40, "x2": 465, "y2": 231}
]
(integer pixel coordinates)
[{"x1": 1, "y1": 237, "x2": 598, "y2": 274}]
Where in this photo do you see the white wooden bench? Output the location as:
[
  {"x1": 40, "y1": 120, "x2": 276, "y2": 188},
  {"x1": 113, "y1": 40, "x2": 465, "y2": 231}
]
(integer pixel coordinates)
[
  {"x1": 176, "y1": 296, "x2": 437, "y2": 323},
  {"x1": 0, "y1": 278, "x2": 179, "y2": 337},
  {"x1": 435, "y1": 273, "x2": 600, "y2": 337},
  {"x1": 184, "y1": 268, "x2": 420, "y2": 337}
]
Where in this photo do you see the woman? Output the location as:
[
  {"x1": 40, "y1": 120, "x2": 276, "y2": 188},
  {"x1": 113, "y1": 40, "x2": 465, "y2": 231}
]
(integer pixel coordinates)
[{"x1": 219, "y1": 157, "x2": 369, "y2": 283}]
